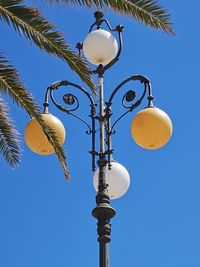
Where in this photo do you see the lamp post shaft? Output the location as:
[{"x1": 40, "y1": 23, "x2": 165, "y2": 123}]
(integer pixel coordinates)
[
  {"x1": 99, "y1": 76, "x2": 105, "y2": 154},
  {"x1": 24, "y1": 10, "x2": 173, "y2": 267},
  {"x1": 99, "y1": 237, "x2": 110, "y2": 267},
  {"x1": 92, "y1": 75, "x2": 116, "y2": 267}
]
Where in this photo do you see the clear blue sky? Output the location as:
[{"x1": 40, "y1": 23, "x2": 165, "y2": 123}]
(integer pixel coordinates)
[{"x1": 1, "y1": 1, "x2": 200, "y2": 267}]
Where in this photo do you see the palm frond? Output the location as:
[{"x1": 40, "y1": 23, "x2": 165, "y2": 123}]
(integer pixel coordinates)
[
  {"x1": 0, "y1": 95, "x2": 21, "y2": 167},
  {"x1": 0, "y1": 0, "x2": 95, "y2": 92},
  {"x1": 40, "y1": 0, "x2": 174, "y2": 34},
  {"x1": 0, "y1": 52, "x2": 70, "y2": 181},
  {"x1": 108, "y1": 0, "x2": 175, "y2": 35}
]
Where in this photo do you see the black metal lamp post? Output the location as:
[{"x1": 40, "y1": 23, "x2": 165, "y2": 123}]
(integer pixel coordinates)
[{"x1": 24, "y1": 12, "x2": 173, "y2": 267}]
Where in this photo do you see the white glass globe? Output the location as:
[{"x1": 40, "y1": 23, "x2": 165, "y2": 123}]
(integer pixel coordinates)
[
  {"x1": 83, "y1": 29, "x2": 118, "y2": 65},
  {"x1": 93, "y1": 161, "x2": 131, "y2": 200}
]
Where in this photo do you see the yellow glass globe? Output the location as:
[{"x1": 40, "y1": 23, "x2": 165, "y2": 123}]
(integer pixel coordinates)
[
  {"x1": 24, "y1": 113, "x2": 66, "y2": 155},
  {"x1": 130, "y1": 107, "x2": 172, "y2": 150}
]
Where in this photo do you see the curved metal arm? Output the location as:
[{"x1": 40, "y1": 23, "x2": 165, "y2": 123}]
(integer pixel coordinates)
[
  {"x1": 107, "y1": 75, "x2": 151, "y2": 106},
  {"x1": 46, "y1": 80, "x2": 95, "y2": 106},
  {"x1": 104, "y1": 75, "x2": 153, "y2": 168},
  {"x1": 43, "y1": 80, "x2": 95, "y2": 130},
  {"x1": 43, "y1": 80, "x2": 97, "y2": 171},
  {"x1": 89, "y1": 12, "x2": 120, "y2": 32},
  {"x1": 110, "y1": 83, "x2": 147, "y2": 132},
  {"x1": 102, "y1": 25, "x2": 124, "y2": 74},
  {"x1": 106, "y1": 75, "x2": 153, "y2": 130},
  {"x1": 92, "y1": 24, "x2": 124, "y2": 77},
  {"x1": 50, "y1": 89, "x2": 93, "y2": 134}
]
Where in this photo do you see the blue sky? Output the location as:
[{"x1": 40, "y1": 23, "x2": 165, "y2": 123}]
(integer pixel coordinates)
[{"x1": 1, "y1": 1, "x2": 200, "y2": 267}]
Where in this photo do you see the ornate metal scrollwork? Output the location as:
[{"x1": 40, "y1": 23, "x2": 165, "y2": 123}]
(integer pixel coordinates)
[
  {"x1": 43, "y1": 80, "x2": 97, "y2": 171},
  {"x1": 43, "y1": 75, "x2": 152, "y2": 172},
  {"x1": 106, "y1": 75, "x2": 151, "y2": 133},
  {"x1": 104, "y1": 75, "x2": 153, "y2": 168},
  {"x1": 51, "y1": 90, "x2": 80, "y2": 113}
]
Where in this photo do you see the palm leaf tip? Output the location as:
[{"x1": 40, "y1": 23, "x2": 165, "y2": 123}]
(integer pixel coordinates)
[
  {"x1": 0, "y1": 97, "x2": 21, "y2": 168},
  {"x1": 35, "y1": 114, "x2": 70, "y2": 181},
  {"x1": 109, "y1": 0, "x2": 175, "y2": 35}
]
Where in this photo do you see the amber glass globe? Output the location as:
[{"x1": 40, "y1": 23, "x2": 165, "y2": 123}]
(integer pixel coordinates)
[
  {"x1": 24, "y1": 113, "x2": 66, "y2": 155},
  {"x1": 130, "y1": 107, "x2": 172, "y2": 150}
]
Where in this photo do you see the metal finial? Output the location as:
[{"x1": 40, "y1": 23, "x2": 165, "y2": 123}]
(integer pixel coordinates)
[{"x1": 94, "y1": 11, "x2": 104, "y2": 20}]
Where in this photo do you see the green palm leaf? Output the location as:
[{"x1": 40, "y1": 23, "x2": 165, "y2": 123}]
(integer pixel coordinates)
[
  {"x1": 0, "y1": 0, "x2": 95, "y2": 92},
  {"x1": 43, "y1": 0, "x2": 174, "y2": 34},
  {"x1": 0, "y1": 95, "x2": 21, "y2": 167},
  {"x1": 0, "y1": 53, "x2": 70, "y2": 181}
]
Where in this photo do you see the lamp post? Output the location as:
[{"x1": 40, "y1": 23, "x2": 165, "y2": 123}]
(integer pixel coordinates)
[{"x1": 24, "y1": 11, "x2": 173, "y2": 267}]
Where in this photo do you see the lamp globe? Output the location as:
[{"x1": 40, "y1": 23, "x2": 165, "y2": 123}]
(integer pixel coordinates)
[
  {"x1": 130, "y1": 107, "x2": 173, "y2": 150},
  {"x1": 93, "y1": 161, "x2": 130, "y2": 200},
  {"x1": 24, "y1": 113, "x2": 66, "y2": 155},
  {"x1": 83, "y1": 29, "x2": 118, "y2": 65}
]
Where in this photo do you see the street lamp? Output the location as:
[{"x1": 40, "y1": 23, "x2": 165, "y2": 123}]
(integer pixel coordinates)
[{"x1": 24, "y1": 11, "x2": 173, "y2": 267}]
